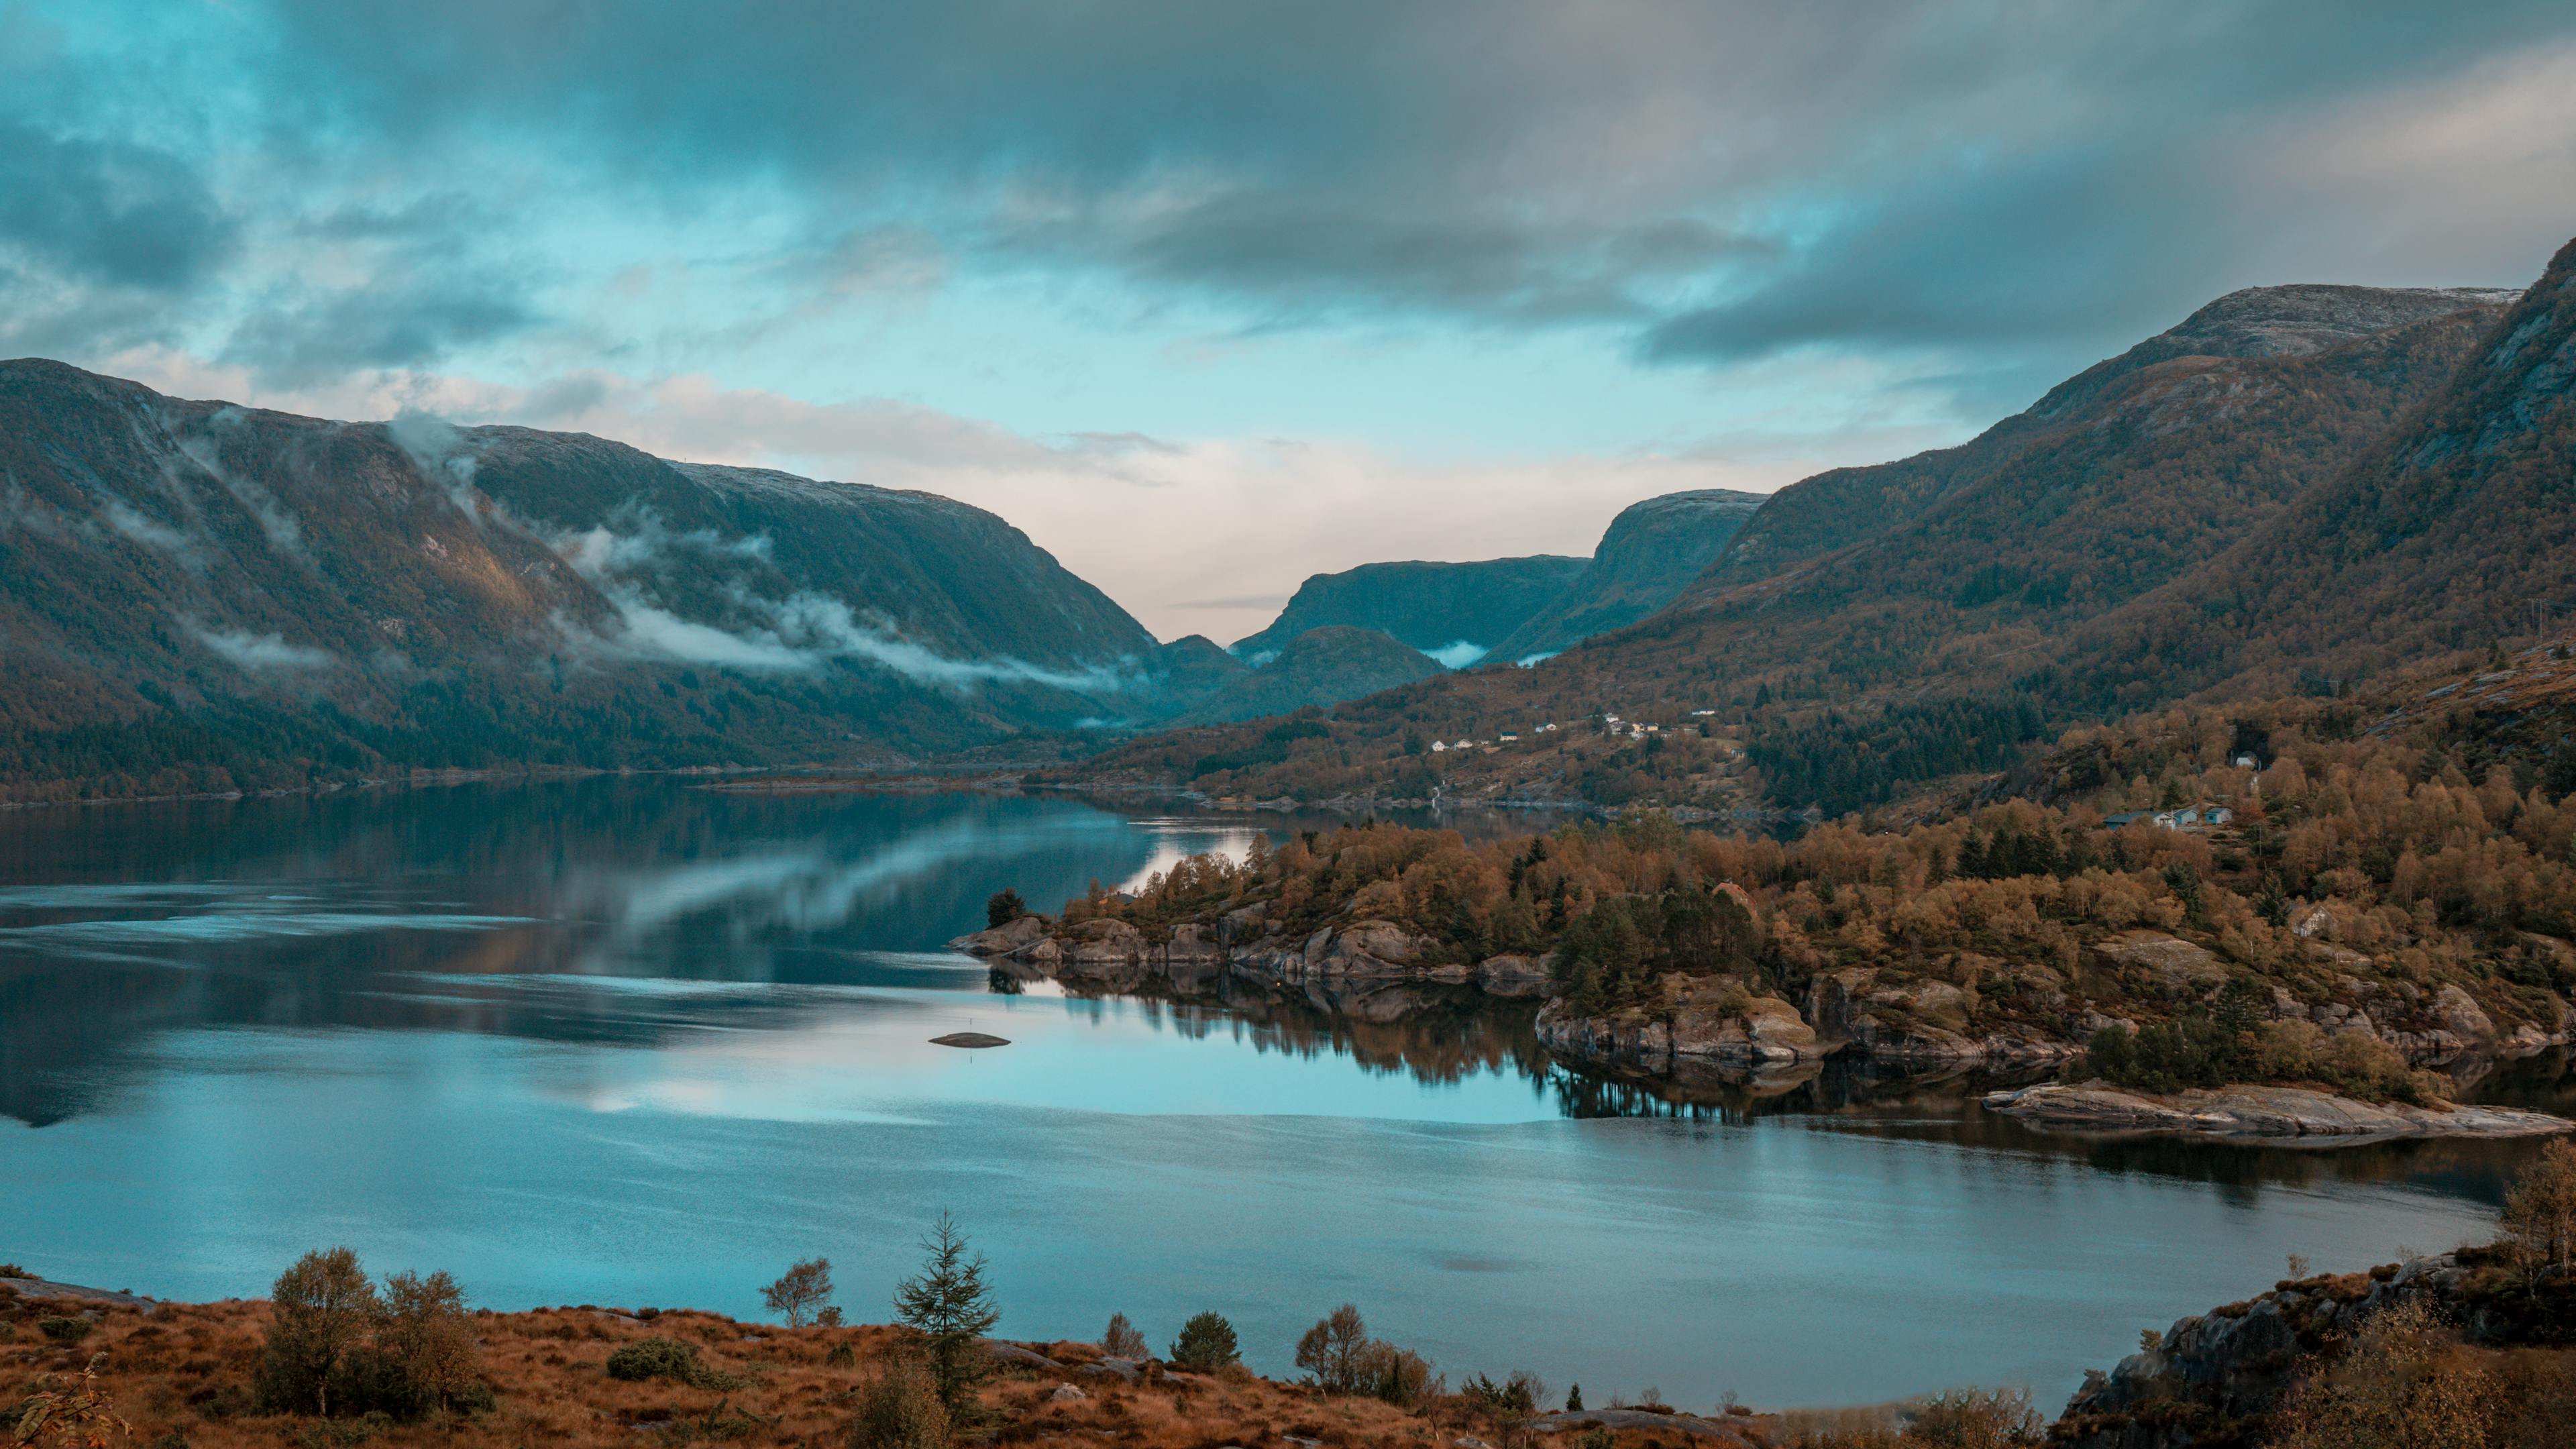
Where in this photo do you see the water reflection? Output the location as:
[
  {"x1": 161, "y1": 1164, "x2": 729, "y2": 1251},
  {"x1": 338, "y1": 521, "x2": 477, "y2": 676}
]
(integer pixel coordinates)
[{"x1": 0, "y1": 780, "x2": 2533, "y2": 1409}]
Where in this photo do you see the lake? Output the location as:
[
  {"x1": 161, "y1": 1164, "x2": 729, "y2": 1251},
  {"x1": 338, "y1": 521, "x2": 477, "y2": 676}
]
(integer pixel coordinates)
[{"x1": 1, "y1": 780, "x2": 2560, "y2": 1411}]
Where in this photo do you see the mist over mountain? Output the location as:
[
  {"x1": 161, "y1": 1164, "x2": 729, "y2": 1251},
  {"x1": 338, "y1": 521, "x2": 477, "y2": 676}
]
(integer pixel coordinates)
[{"x1": 0, "y1": 361, "x2": 1190, "y2": 798}]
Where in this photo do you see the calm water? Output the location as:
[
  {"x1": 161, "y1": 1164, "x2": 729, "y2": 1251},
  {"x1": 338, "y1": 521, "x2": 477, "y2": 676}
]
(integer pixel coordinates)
[{"x1": 1, "y1": 782, "x2": 2561, "y2": 1410}]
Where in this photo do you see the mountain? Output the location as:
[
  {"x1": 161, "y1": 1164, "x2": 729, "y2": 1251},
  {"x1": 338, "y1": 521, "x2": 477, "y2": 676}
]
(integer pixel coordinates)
[
  {"x1": 1228, "y1": 555, "x2": 1584, "y2": 667},
  {"x1": 1487, "y1": 489, "x2": 1766, "y2": 663},
  {"x1": 2072, "y1": 239, "x2": 2576, "y2": 706},
  {"x1": 1076, "y1": 277, "x2": 2524, "y2": 812},
  {"x1": 1697, "y1": 284, "x2": 2520, "y2": 595},
  {"x1": 0, "y1": 360, "x2": 1184, "y2": 798},
  {"x1": 1181, "y1": 626, "x2": 1444, "y2": 726}
]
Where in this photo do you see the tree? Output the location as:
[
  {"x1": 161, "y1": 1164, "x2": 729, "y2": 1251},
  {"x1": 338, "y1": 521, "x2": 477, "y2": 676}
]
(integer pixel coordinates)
[
  {"x1": 259, "y1": 1246, "x2": 382, "y2": 1417},
  {"x1": 1565, "y1": 1384, "x2": 1582, "y2": 1411},
  {"x1": 892, "y1": 1214, "x2": 999, "y2": 1413},
  {"x1": 985, "y1": 890, "x2": 1028, "y2": 929},
  {"x1": 379, "y1": 1269, "x2": 480, "y2": 1413},
  {"x1": 1101, "y1": 1311, "x2": 1147, "y2": 1360},
  {"x1": 1295, "y1": 1304, "x2": 1371, "y2": 1393},
  {"x1": 764, "y1": 1256, "x2": 837, "y2": 1328},
  {"x1": 1168, "y1": 1311, "x2": 1239, "y2": 1372},
  {"x1": 2503, "y1": 1138, "x2": 2576, "y2": 1273}
]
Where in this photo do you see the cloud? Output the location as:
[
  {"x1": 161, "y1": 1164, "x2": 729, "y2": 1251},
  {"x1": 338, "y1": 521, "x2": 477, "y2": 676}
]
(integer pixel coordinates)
[
  {"x1": 0, "y1": 119, "x2": 235, "y2": 290},
  {"x1": 195, "y1": 627, "x2": 335, "y2": 672},
  {"x1": 225, "y1": 0, "x2": 2576, "y2": 371},
  {"x1": 547, "y1": 509, "x2": 1126, "y2": 692}
]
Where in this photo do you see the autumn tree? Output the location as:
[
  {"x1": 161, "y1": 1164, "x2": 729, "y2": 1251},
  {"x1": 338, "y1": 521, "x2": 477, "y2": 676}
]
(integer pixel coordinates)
[
  {"x1": 1294, "y1": 1304, "x2": 1371, "y2": 1393},
  {"x1": 765, "y1": 1256, "x2": 838, "y2": 1328},
  {"x1": 258, "y1": 1246, "x2": 382, "y2": 1416},
  {"x1": 380, "y1": 1269, "x2": 481, "y2": 1413},
  {"x1": 1101, "y1": 1311, "x2": 1147, "y2": 1360},
  {"x1": 2503, "y1": 1138, "x2": 2576, "y2": 1273}
]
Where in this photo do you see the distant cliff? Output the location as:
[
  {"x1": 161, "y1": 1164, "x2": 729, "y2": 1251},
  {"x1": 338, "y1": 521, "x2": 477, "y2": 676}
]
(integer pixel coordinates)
[
  {"x1": 1229, "y1": 555, "x2": 1585, "y2": 668},
  {"x1": 1488, "y1": 489, "x2": 1766, "y2": 663}
]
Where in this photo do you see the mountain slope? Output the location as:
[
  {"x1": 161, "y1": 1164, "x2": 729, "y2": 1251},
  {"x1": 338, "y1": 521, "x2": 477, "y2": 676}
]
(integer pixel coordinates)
[
  {"x1": 1228, "y1": 555, "x2": 1584, "y2": 667},
  {"x1": 1182, "y1": 626, "x2": 1445, "y2": 726},
  {"x1": 1072, "y1": 280, "x2": 2521, "y2": 811},
  {"x1": 0, "y1": 360, "x2": 1178, "y2": 798},
  {"x1": 2072, "y1": 240, "x2": 2576, "y2": 706},
  {"x1": 1489, "y1": 489, "x2": 1765, "y2": 663},
  {"x1": 1697, "y1": 284, "x2": 2520, "y2": 594}
]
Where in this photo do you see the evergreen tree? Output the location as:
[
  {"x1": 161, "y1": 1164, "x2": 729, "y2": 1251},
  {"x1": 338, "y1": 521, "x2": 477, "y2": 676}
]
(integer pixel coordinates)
[{"x1": 892, "y1": 1214, "x2": 999, "y2": 1413}]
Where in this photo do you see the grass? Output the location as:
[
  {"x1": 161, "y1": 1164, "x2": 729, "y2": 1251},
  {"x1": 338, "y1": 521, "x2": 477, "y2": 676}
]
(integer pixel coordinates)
[{"x1": 0, "y1": 1284, "x2": 1727, "y2": 1449}]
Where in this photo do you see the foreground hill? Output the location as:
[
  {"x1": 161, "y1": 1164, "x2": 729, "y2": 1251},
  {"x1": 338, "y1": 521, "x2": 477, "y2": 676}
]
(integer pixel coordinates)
[
  {"x1": 1228, "y1": 556, "x2": 1584, "y2": 667},
  {"x1": 1072, "y1": 274, "x2": 2530, "y2": 813}
]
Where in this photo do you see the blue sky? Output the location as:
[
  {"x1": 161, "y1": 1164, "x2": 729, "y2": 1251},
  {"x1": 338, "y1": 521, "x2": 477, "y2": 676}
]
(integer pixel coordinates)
[{"x1": 5, "y1": 2, "x2": 2574, "y2": 640}]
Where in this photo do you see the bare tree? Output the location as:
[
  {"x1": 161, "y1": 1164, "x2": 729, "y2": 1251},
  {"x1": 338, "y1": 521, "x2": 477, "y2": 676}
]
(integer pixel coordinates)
[
  {"x1": 764, "y1": 1256, "x2": 838, "y2": 1328},
  {"x1": 1102, "y1": 1311, "x2": 1147, "y2": 1360}
]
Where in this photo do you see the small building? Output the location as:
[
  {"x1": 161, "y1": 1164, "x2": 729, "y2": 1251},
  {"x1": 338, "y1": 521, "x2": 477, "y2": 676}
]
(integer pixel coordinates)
[
  {"x1": 1498, "y1": 733, "x2": 1518, "y2": 742},
  {"x1": 2200, "y1": 804, "x2": 2235, "y2": 825},
  {"x1": 1452, "y1": 739, "x2": 1474, "y2": 750},
  {"x1": 2231, "y1": 753, "x2": 2259, "y2": 769},
  {"x1": 1428, "y1": 740, "x2": 1447, "y2": 753},
  {"x1": 1690, "y1": 708, "x2": 1717, "y2": 716}
]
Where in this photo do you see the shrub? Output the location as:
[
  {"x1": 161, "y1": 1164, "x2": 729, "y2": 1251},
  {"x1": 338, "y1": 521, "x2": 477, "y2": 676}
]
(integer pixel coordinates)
[
  {"x1": 0, "y1": 1262, "x2": 34, "y2": 1278},
  {"x1": 1904, "y1": 1387, "x2": 2039, "y2": 1446},
  {"x1": 850, "y1": 1353, "x2": 949, "y2": 1449},
  {"x1": 1168, "y1": 1312, "x2": 1239, "y2": 1372},
  {"x1": 38, "y1": 1316, "x2": 95, "y2": 1345},
  {"x1": 826, "y1": 1340, "x2": 858, "y2": 1368},
  {"x1": 2272, "y1": 1299, "x2": 2491, "y2": 1449},
  {"x1": 985, "y1": 890, "x2": 1028, "y2": 929},
  {"x1": 1295, "y1": 1305, "x2": 1438, "y2": 1406},
  {"x1": 1101, "y1": 1311, "x2": 1147, "y2": 1360},
  {"x1": 763, "y1": 1257, "x2": 837, "y2": 1328},
  {"x1": 606, "y1": 1336, "x2": 706, "y2": 1383}
]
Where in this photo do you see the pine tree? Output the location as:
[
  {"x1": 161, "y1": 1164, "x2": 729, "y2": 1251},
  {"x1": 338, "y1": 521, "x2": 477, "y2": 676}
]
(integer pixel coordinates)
[{"x1": 893, "y1": 1214, "x2": 1000, "y2": 1413}]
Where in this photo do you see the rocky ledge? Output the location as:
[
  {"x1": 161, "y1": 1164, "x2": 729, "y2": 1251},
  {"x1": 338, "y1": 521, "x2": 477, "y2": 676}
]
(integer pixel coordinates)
[
  {"x1": 1982, "y1": 1080, "x2": 2573, "y2": 1141},
  {"x1": 2053, "y1": 1248, "x2": 2574, "y2": 1448},
  {"x1": 949, "y1": 912, "x2": 1552, "y2": 1001}
]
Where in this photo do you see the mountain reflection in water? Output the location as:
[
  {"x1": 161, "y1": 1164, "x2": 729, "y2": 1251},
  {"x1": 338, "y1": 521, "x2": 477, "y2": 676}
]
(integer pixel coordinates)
[{"x1": 0, "y1": 779, "x2": 2548, "y2": 1409}]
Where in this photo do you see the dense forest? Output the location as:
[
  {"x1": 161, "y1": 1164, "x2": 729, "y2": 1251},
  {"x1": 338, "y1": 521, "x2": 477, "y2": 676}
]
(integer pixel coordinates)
[{"x1": 1042, "y1": 657, "x2": 2576, "y2": 1096}]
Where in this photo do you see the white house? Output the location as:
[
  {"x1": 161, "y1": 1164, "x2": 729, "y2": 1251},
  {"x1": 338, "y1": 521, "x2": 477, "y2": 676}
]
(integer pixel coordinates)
[{"x1": 1429, "y1": 740, "x2": 1447, "y2": 753}]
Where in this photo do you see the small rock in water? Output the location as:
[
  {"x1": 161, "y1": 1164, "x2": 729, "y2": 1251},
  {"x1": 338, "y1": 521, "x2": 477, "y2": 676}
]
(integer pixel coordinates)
[{"x1": 930, "y1": 1032, "x2": 1010, "y2": 1048}]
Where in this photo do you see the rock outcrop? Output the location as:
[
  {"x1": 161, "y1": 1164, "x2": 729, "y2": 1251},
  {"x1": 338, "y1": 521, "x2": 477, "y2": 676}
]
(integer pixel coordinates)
[
  {"x1": 2052, "y1": 1248, "x2": 2575, "y2": 1448},
  {"x1": 1983, "y1": 1081, "x2": 2572, "y2": 1141}
]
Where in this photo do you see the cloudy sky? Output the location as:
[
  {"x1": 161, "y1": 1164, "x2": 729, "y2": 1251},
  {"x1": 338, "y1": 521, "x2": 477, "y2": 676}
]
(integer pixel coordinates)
[{"x1": 6, "y1": 3, "x2": 2574, "y2": 642}]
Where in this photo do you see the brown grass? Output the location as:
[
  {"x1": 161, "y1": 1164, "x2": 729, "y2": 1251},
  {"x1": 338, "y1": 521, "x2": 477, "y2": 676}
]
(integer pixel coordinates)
[{"x1": 1, "y1": 1285, "x2": 1703, "y2": 1449}]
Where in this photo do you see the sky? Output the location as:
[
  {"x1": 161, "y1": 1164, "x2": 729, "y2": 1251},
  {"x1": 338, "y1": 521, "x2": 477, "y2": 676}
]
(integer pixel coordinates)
[{"x1": 5, "y1": 3, "x2": 2575, "y2": 644}]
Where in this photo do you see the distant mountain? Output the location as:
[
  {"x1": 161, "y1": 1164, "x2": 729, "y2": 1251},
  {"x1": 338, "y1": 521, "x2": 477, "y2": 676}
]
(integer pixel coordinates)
[
  {"x1": 2072, "y1": 241, "x2": 2576, "y2": 704},
  {"x1": 1698, "y1": 284, "x2": 2521, "y2": 595},
  {"x1": 1075, "y1": 276, "x2": 2526, "y2": 812},
  {"x1": 0, "y1": 360, "x2": 1187, "y2": 798},
  {"x1": 1489, "y1": 490, "x2": 1766, "y2": 663},
  {"x1": 1182, "y1": 626, "x2": 1443, "y2": 725},
  {"x1": 1229, "y1": 555, "x2": 1584, "y2": 668}
]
